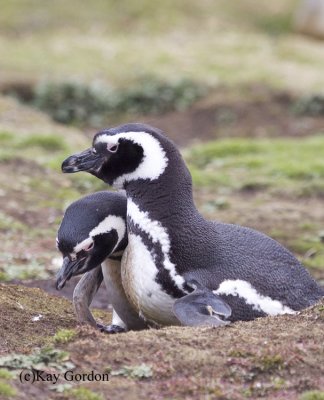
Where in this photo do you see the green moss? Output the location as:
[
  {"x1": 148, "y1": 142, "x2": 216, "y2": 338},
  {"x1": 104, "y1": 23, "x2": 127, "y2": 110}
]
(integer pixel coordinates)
[
  {"x1": 111, "y1": 363, "x2": 153, "y2": 379},
  {"x1": 290, "y1": 238, "x2": 323, "y2": 255},
  {"x1": 0, "y1": 346, "x2": 74, "y2": 373},
  {"x1": 255, "y1": 13, "x2": 292, "y2": 36},
  {"x1": 0, "y1": 382, "x2": 16, "y2": 397},
  {"x1": 186, "y1": 140, "x2": 261, "y2": 168},
  {"x1": 53, "y1": 328, "x2": 77, "y2": 344},
  {"x1": 0, "y1": 132, "x2": 14, "y2": 142},
  {"x1": 69, "y1": 387, "x2": 104, "y2": 400},
  {"x1": 303, "y1": 253, "x2": 324, "y2": 271},
  {"x1": 228, "y1": 349, "x2": 252, "y2": 358},
  {"x1": 262, "y1": 355, "x2": 283, "y2": 371},
  {"x1": 299, "y1": 222, "x2": 318, "y2": 231},
  {"x1": 185, "y1": 135, "x2": 324, "y2": 196},
  {"x1": 17, "y1": 135, "x2": 67, "y2": 151},
  {"x1": 255, "y1": 354, "x2": 283, "y2": 373},
  {"x1": 0, "y1": 369, "x2": 14, "y2": 379},
  {"x1": 299, "y1": 391, "x2": 324, "y2": 400}
]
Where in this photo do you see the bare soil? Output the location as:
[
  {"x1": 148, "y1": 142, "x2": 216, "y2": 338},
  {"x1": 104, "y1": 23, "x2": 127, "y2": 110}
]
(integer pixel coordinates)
[
  {"x1": 142, "y1": 85, "x2": 324, "y2": 146},
  {"x1": 1, "y1": 284, "x2": 323, "y2": 399}
]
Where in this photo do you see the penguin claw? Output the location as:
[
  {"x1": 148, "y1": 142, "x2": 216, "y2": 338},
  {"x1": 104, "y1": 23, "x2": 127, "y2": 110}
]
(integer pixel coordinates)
[{"x1": 97, "y1": 323, "x2": 126, "y2": 334}]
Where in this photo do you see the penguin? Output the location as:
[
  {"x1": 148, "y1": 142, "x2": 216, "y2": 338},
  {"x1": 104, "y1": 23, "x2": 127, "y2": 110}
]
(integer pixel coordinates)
[
  {"x1": 55, "y1": 191, "x2": 147, "y2": 333},
  {"x1": 56, "y1": 190, "x2": 230, "y2": 329},
  {"x1": 61, "y1": 123, "x2": 324, "y2": 327}
]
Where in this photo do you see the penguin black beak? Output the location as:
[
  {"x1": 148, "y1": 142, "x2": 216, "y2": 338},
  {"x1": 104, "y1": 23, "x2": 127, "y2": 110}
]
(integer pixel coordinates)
[
  {"x1": 61, "y1": 148, "x2": 104, "y2": 174},
  {"x1": 56, "y1": 256, "x2": 87, "y2": 290}
]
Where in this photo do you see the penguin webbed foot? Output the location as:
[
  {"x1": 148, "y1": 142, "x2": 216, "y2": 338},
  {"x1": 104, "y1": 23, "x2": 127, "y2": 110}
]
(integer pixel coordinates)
[
  {"x1": 97, "y1": 323, "x2": 126, "y2": 334},
  {"x1": 173, "y1": 280, "x2": 232, "y2": 327}
]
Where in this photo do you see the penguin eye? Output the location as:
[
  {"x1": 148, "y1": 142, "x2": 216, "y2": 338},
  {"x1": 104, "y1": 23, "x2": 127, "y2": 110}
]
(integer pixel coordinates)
[
  {"x1": 107, "y1": 143, "x2": 119, "y2": 153},
  {"x1": 84, "y1": 242, "x2": 94, "y2": 252}
]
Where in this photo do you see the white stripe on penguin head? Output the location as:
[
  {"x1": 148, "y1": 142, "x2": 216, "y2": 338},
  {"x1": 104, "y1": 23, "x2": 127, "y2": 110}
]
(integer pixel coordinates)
[
  {"x1": 73, "y1": 215, "x2": 126, "y2": 254},
  {"x1": 94, "y1": 131, "x2": 168, "y2": 188}
]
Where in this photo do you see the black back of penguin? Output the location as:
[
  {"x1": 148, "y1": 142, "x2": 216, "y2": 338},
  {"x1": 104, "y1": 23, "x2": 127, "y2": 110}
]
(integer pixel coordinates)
[
  {"x1": 58, "y1": 191, "x2": 127, "y2": 254},
  {"x1": 169, "y1": 216, "x2": 324, "y2": 320}
]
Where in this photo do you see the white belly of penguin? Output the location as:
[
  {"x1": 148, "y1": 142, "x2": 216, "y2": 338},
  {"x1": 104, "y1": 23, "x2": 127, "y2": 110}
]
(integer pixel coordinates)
[{"x1": 121, "y1": 233, "x2": 179, "y2": 326}]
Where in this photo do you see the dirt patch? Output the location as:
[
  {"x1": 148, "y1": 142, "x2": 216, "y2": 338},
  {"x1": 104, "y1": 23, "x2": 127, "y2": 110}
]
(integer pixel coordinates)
[
  {"x1": 143, "y1": 85, "x2": 324, "y2": 146},
  {"x1": 3, "y1": 84, "x2": 324, "y2": 148},
  {"x1": 0, "y1": 284, "x2": 77, "y2": 354},
  {"x1": 0, "y1": 158, "x2": 68, "y2": 229},
  {"x1": 0, "y1": 284, "x2": 323, "y2": 399}
]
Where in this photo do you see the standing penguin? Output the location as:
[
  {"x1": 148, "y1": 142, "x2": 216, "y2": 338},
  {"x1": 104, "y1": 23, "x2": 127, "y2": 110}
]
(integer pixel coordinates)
[
  {"x1": 56, "y1": 191, "x2": 147, "y2": 333},
  {"x1": 61, "y1": 123, "x2": 323, "y2": 326}
]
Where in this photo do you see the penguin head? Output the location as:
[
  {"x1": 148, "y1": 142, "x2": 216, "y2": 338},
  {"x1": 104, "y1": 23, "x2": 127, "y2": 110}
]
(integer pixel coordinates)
[
  {"x1": 55, "y1": 191, "x2": 127, "y2": 290},
  {"x1": 61, "y1": 123, "x2": 176, "y2": 189}
]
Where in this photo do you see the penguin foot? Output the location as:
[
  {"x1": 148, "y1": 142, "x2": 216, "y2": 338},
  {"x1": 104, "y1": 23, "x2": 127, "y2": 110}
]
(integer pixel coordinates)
[
  {"x1": 97, "y1": 323, "x2": 126, "y2": 334},
  {"x1": 173, "y1": 280, "x2": 232, "y2": 327}
]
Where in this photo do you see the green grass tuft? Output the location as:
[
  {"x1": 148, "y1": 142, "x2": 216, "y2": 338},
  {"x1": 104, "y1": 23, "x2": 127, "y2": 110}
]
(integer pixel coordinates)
[
  {"x1": 0, "y1": 382, "x2": 16, "y2": 398},
  {"x1": 299, "y1": 391, "x2": 324, "y2": 400},
  {"x1": 17, "y1": 134, "x2": 67, "y2": 151},
  {"x1": 0, "y1": 132, "x2": 14, "y2": 142},
  {"x1": 53, "y1": 328, "x2": 77, "y2": 344},
  {"x1": 0, "y1": 369, "x2": 14, "y2": 379},
  {"x1": 69, "y1": 387, "x2": 104, "y2": 400}
]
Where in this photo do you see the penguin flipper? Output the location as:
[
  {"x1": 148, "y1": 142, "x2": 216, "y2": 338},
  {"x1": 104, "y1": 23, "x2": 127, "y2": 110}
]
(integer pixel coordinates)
[
  {"x1": 173, "y1": 281, "x2": 232, "y2": 327},
  {"x1": 73, "y1": 267, "x2": 103, "y2": 327}
]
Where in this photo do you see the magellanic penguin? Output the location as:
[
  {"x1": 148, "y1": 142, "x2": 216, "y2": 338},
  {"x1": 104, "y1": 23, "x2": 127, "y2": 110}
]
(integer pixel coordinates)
[
  {"x1": 61, "y1": 123, "x2": 324, "y2": 327},
  {"x1": 55, "y1": 191, "x2": 147, "y2": 333}
]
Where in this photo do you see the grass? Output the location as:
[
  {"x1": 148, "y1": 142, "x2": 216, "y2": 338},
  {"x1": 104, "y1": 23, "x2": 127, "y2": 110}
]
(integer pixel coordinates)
[
  {"x1": 2, "y1": 0, "x2": 324, "y2": 93},
  {"x1": 0, "y1": 382, "x2": 16, "y2": 398},
  {"x1": 185, "y1": 135, "x2": 324, "y2": 196},
  {"x1": 0, "y1": 369, "x2": 16, "y2": 399},
  {"x1": 299, "y1": 391, "x2": 324, "y2": 400},
  {"x1": 68, "y1": 387, "x2": 104, "y2": 400},
  {"x1": 0, "y1": 130, "x2": 69, "y2": 164},
  {"x1": 0, "y1": 128, "x2": 103, "y2": 198},
  {"x1": 17, "y1": 134, "x2": 67, "y2": 151},
  {"x1": 53, "y1": 328, "x2": 77, "y2": 344}
]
